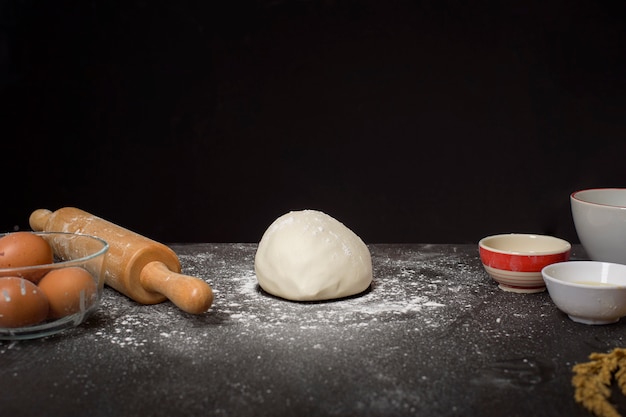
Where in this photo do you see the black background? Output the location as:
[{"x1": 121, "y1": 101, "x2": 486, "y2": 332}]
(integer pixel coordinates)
[{"x1": 1, "y1": 0, "x2": 625, "y2": 244}]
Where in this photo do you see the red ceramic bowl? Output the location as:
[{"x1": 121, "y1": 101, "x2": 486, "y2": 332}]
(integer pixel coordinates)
[{"x1": 478, "y1": 234, "x2": 571, "y2": 293}]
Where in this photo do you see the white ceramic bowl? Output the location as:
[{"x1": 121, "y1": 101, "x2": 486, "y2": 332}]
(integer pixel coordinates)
[
  {"x1": 542, "y1": 261, "x2": 626, "y2": 325},
  {"x1": 478, "y1": 234, "x2": 571, "y2": 293},
  {"x1": 571, "y1": 188, "x2": 626, "y2": 264}
]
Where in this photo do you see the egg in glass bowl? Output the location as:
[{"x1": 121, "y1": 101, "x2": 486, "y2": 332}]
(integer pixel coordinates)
[{"x1": 0, "y1": 231, "x2": 108, "y2": 340}]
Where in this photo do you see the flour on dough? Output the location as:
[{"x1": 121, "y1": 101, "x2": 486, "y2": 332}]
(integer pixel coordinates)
[{"x1": 254, "y1": 210, "x2": 373, "y2": 301}]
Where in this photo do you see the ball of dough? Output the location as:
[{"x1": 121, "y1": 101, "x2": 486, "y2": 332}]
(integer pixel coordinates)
[{"x1": 254, "y1": 210, "x2": 373, "y2": 301}]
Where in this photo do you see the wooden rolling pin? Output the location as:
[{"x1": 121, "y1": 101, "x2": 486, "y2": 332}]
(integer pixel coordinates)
[{"x1": 29, "y1": 207, "x2": 213, "y2": 314}]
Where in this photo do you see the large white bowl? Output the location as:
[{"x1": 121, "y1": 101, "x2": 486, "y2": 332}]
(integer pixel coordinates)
[
  {"x1": 542, "y1": 261, "x2": 626, "y2": 325},
  {"x1": 571, "y1": 188, "x2": 626, "y2": 264}
]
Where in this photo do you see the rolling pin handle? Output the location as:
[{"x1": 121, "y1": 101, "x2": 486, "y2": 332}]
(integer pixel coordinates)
[
  {"x1": 139, "y1": 261, "x2": 214, "y2": 314},
  {"x1": 29, "y1": 209, "x2": 52, "y2": 231}
]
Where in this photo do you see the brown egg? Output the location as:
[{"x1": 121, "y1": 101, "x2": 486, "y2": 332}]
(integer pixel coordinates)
[
  {"x1": 38, "y1": 267, "x2": 97, "y2": 319},
  {"x1": 0, "y1": 232, "x2": 54, "y2": 283},
  {"x1": 0, "y1": 277, "x2": 49, "y2": 328}
]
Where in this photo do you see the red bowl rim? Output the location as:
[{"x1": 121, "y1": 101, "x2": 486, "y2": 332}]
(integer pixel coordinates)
[{"x1": 478, "y1": 233, "x2": 571, "y2": 256}]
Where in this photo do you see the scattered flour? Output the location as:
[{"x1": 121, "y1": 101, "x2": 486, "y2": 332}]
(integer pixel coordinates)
[
  {"x1": 0, "y1": 244, "x2": 493, "y2": 355},
  {"x1": 179, "y1": 244, "x2": 492, "y2": 332}
]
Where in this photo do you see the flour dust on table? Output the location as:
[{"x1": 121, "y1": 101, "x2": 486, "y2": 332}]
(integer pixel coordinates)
[
  {"x1": 7, "y1": 244, "x2": 495, "y2": 360},
  {"x1": 197, "y1": 244, "x2": 494, "y2": 331}
]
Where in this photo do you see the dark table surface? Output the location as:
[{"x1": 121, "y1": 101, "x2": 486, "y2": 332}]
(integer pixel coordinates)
[{"x1": 1, "y1": 243, "x2": 624, "y2": 417}]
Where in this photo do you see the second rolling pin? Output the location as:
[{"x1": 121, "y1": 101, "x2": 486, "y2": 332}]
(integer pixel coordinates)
[{"x1": 29, "y1": 207, "x2": 213, "y2": 314}]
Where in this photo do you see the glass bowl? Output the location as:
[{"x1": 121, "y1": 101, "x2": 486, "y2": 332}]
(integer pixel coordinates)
[{"x1": 0, "y1": 231, "x2": 109, "y2": 340}]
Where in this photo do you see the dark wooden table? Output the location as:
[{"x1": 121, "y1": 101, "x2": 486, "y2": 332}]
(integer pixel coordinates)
[{"x1": 1, "y1": 243, "x2": 623, "y2": 417}]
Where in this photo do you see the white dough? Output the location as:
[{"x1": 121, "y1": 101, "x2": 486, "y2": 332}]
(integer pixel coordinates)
[{"x1": 254, "y1": 210, "x2": 373, "y2": 301}]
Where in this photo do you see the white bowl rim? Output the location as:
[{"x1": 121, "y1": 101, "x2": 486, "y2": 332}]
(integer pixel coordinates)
[
  {"x1": 478, "y1": 233, "x2": 571, "y2": 256},
  {"x1": 571, "y1": 188, "x2": 626, "y2": 209},
  {"x1": 542, "y1": 260, "x2": 626, "y2": 289}
]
